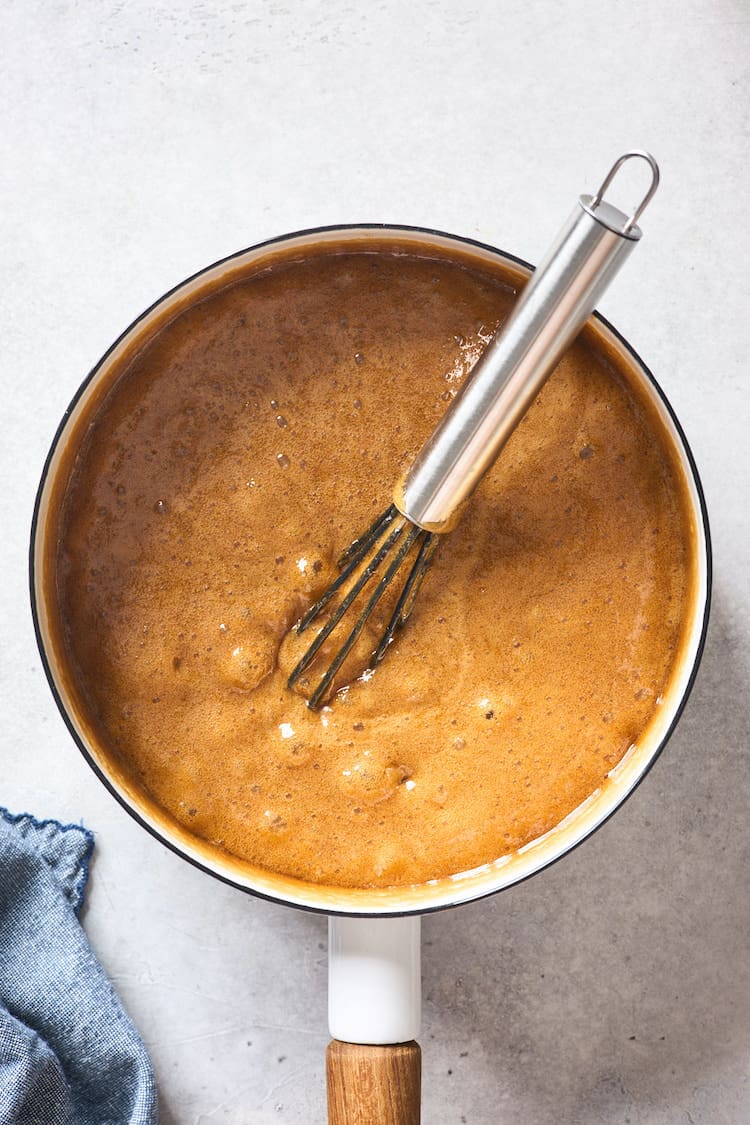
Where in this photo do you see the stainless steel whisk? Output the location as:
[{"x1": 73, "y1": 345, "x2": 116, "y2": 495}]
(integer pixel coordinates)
[{"x1": 288, "y1": 152, "x2": 660, "y2": 709}]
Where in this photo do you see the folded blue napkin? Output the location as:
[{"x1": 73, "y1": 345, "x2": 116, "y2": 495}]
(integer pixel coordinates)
[{"x1": 0, "y1": 808, "x2": 158, "y2": 1124}]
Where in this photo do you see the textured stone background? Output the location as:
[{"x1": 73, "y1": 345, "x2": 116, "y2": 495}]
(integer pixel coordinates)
[{"x1": 2, "y1": 1, "x2": 748, "y2": 1121}]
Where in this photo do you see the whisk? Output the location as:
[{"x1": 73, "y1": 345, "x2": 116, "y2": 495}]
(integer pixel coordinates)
[{"x1": 288, "y1": 152, "x2": 660, "y2": 709}]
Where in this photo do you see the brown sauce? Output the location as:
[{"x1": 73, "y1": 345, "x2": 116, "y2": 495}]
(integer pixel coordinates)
[{"x1": 52, "y1": 241, "x2": 692, "y2": 888}]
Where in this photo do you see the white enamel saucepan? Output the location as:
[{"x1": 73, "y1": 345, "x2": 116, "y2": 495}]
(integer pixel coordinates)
[{"x1": 30, "y1": 223, "x2": 711, "y2": 1124}]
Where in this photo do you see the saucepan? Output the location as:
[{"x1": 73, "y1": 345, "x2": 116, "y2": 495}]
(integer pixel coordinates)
[{"x1": 30, "y1": 224, "x2": 711, "y2": 1123}]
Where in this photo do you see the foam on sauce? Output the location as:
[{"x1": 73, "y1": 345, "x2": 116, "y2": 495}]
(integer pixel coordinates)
[{"x1": 52, "y1": 244, "x2": 691, "y2": 888}]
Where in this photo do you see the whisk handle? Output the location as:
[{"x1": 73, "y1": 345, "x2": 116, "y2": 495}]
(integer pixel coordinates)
[{"x1": 395, "y1": 151, "x2": 659, "y2": 533}]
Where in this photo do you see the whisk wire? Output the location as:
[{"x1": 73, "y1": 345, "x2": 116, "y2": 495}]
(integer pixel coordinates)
[
  {"x1": 337, "y1": 503, "x2": 399, "y2": 569},
  {"x1": 295, "y1": 504, "x2": 399, "y2": 635},
  {"x1": 288, "y1": 513, "x2": 409, "y2": 688},
  {"x1": 287, "y1": 502, "x2": 438, "y2": 708},
  {"x1": 304, "y1": 520, "x2": 425, "y2": 710},
  {"x1": 370, "y1": 529, "x2": 438, "y2": 667}
]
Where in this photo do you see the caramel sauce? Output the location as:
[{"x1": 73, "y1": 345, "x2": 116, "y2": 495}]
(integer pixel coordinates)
[{"x1": 51, "y1": 242, "x2": 691, "y2": 888}]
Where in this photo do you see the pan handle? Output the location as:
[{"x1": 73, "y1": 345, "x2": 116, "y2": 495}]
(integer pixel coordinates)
[{"x1": 327, "y1": 915, "x2": 422, "y2": 1123}]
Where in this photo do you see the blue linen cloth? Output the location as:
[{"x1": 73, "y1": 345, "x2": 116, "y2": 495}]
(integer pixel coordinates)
[{"x1": 0, "y1": 808, "x2": 158, "y2": 1124}]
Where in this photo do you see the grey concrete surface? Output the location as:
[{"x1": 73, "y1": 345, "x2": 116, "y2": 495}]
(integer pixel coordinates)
[{"x1": 2, "y1": 1, "x2": 748, "y2": 1121}]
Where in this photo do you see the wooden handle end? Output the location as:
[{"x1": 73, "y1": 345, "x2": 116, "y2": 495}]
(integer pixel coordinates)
[{"x1": 326, "y1": 1039, "x2": 421, "y2": 1125}]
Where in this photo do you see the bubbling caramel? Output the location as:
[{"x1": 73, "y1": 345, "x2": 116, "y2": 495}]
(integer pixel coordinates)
[{"x1": 52, "y1": 240, "x2": 692, "y2": 888}]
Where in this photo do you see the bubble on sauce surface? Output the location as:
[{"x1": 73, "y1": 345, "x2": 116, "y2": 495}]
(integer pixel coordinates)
[
  {"x1": 288, "y1": 551, "x2": 336, "y2": 598},
  {"x1": 371, "y1": 840, "x2": 410, "y2": 881},
  {"x1": 338, "y1": 754, "x2": 414, "y2": 806},
  {"x1": 262, "y1": 810, "x2": 288, "y2": 835},
  {"x1": 282, "y1": 741, "x2": 313, "y2": 768},
  {"x1": 220, "y1": 627, "x2": 277, "y2": 691}
]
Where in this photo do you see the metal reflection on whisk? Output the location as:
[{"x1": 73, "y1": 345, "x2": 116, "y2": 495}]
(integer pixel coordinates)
[{"x1": 286, "y1": 504, "x2": 437, "y2": 710}]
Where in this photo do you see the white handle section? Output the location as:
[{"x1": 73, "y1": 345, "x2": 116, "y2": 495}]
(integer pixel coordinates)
[{"x1": 328, "y1": 915, "x2": 421, "y2": 1045}]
